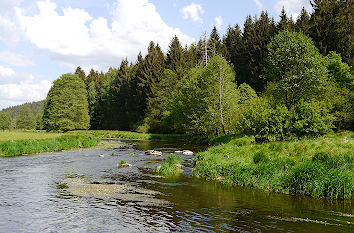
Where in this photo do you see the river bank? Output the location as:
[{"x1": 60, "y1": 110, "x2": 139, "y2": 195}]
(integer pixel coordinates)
[
  {"x1": 0, "y1": 130, "x2": 201, "y2": 157},
  {"x1": 0, "y1": 134, "x2": 100, "y2": 157},
  {"x1": 193, "y1": 131, "x2": 353, "y2": 199}
]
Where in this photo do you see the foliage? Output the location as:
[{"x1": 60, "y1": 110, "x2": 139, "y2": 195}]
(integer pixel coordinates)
[
  {"x1": 193, "y1": 132, "x2": 354, "y2": 199},
  {"x1": 16, "y1": 105, "x2": 36, "y2": 130},
  {"x1": 43, "y1": 73, "x2": 90, "y2": 131},
  {"x1": 156, "y1": 155, "x2": 183, "y2": 177},
  {"x1": 237, "y1": 12, "x2": 276, "y2": 92},
  {"x1": 264, "y1": 30, "x2": 329, "y2": 107},
  {"x1": 1, "y1": 100, "x2": 45, "y2": 119},
  {"x1": 239, "y1": 97, "x2": 334, "y2": 141},
  {"x1": 310, "y1": 0, "x2": 353, "y2": 63},
  {"x1": 171, "y1": 55, "x2": 239, "y2": 137},
  {"x1": 165, "y1": 36, "x2": 187, "y2": 80},
  {"x1": 325, "y1": 51, "x2": 353, "y2": 90},
  {"x1": 0, "y1": 111, "x2": 12, "y2": 130},
  {"x1": 142, "y1": 69, "x2": 178, "y2": 133},
  {"x1": 238, "y1": 97, "x2": 274, "y2": 142},
  {"x1": 290, "y1": 100, "x2": 335, "y2": 138}
]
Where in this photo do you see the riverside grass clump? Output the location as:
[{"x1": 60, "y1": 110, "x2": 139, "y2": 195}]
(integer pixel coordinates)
[
  {"x1": 156, "y1": 155, "x2": 183, "y2": 177},
  {"x1": 193, "y1": 132, "x2": 353, "y2": 199},
  {"x1": 0, "y1": 135, "x2": 100, "y2": 156}
]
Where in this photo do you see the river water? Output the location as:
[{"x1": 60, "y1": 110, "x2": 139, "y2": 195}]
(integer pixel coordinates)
[{"x1": 0, "y1": 139, "x2": 352, "y2": 232}]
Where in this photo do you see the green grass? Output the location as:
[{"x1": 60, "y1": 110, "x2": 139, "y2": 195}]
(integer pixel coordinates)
[
  {"x1": 193, "y1": 132, "x2": 354, "y2": 199},
  {"x1": 0, "y1": 135, "x2": 100, "y2": 157},
  {"x1": 0, "y1": 130, "x2": 63, "y2": 142},
  {"x1": 68, "y1": 130, "x2": 206, "y2": 142},
  {"x1": 156, "y1": 155, "x2": 183, "y2": 177}
]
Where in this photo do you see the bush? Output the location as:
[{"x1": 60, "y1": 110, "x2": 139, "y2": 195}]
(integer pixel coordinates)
[
  {"x1": 239, "y1": 97, "x2": 334, "y2": 141},
  {"x1": 290, "y1": 100, "x2": 334, "y2": 138}
]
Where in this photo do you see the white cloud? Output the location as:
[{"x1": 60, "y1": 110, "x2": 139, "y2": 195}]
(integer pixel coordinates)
[
  {"x1": 0, "y1": 51, "x2": 35, "y2": 67},
  {"x1": 181, "y1": 3, "x2": 204, "y2": 23},
  {"x1": 252, "y1": 0, "x2": 263, "y2": 10},
  {"x1": 0, "y1": 65, "x2": 15, "y2": 80},
  {"x1": 0, "y1": 64, "x2": 51, "y2": 109},
  {"x1": 15, "y1": 0, "x2": 194, "y2": 70},
  {"x1": 214, "y1": 16, "x2": 223, "y2": 30},
  {"x1": 0, "y1": 0, "x2": 23, "y2": 45},
  {"x1": 0, "y1": 79, "x2": 51, "y2": 110},
  {"x1": 275, "y1": 0, "x2": 312, "y2": 20}
]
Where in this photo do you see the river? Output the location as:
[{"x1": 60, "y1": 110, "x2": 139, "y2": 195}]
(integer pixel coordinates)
[{"x1": 0, "y1": 139, "x2": 352, "y2": 232}]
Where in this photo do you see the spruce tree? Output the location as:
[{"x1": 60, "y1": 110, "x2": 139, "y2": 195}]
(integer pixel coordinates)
[
  {"x1": 277, "y1": 7, "x2": 292, "y2": 32},
  {"x1": 310, "y1": 0, "x2": 353, "y2": 63},
  {"x1": 75, "y1": 66, "x2": 86, "y2": 84},
  {"x1": 242, "y1": 11, "x2": 276, "y2": 92},
  {"x1": 165, "y1": 36, "x2": 186, "y2": 80},
  {"x1": 223, "y1": 24, "x2": 245, "y2": 83},
  {"x1": 295, "y1": 7, "x2": 310, "y2": 35},
  {"x1": 208, "y1": 26, "x2": 223, "y2": 57}
]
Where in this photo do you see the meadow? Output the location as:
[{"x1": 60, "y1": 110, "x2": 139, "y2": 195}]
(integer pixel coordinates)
[{"x1": 0, "y1": 130, "x2": 62, "y2": 142}]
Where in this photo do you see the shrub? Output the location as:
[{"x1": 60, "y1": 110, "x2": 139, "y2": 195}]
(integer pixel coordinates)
[{"x1": 290, "y1": 100, "x2": 334, "y2": 138}]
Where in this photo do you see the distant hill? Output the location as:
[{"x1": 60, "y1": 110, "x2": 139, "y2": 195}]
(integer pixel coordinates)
[{"x1": 1, "y1": 100, "x2": 45, "y2": 119}]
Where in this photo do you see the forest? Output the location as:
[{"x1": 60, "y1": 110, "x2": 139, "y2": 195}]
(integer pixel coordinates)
[{"x1": 1, "y1": 1, "x2": 353, "y2": 142}]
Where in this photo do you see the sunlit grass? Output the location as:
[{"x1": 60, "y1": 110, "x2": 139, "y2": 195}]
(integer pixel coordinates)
[
  {"x1": 68, "y1": 130, "x2": 205, "y2": 142},
  {"x1": 0, "y1": 130, "x2": 62, "y2": 142},
  {"x1": 0, "y1": 135, "x2": 100, "y2": 157},
  {"x1": 193, "y1": 131, "x2": 354, "y2": 199},
  {"x1": 156, "y1": 155, "x2": 183, "y2": 177}
]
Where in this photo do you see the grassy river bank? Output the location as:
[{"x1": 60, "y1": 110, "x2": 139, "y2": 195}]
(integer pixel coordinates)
[
  {"x1": 193, "y1": 131, "x2": 353, "y2": 199},
  {"x1": 0, "y1": 130, "x2": 200, "y2": 157}
]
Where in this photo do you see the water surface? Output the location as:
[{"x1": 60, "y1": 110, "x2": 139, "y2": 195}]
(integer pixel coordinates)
[{"x1": 0, "y1": 139, "x2": 352, "y2": 232}]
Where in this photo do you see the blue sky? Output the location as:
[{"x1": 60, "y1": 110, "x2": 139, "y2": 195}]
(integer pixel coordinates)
[{"x1": 0, "y1": 0, "x2": 312, "y2": 110}]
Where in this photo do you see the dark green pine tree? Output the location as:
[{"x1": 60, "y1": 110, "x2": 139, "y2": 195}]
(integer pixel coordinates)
[
  {"x1": 75, "y1": 66, "x2": 86, "y2": 84},
  {"x1": 138, "y1": 41, "x2": 165, "y2": 108},
  {"x1": 310, "y1": 0, "x2": 353, "y2": 64},
  {"x1": 84, "y1": 69, "x2": 106, "y2": 129},
  {"x1": 242, "y1": 11, "x2": 277, "y2": 92},
  {"x1": 222, "y1": 24, "x2": 245, "y2": 83},
  {"x1": 208, "y1": 26, "x2": 223, "y2": 57},
  {"x1": 295, "y1": 7, "x2": 311, "y2": 35},
  {"x1": 277, "y1": 7, "x2": 293, "y2": 32},
  {"x1": 185, "y1": 43, "x2": 199, "y2": 69},
  {"x1": 165, "y1": 35, "x2": 187, "y2": 80}
]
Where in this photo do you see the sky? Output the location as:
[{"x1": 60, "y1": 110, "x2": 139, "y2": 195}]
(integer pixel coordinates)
[{"x1": 0, "y1": 0, "x2": 312, "y2": 110}]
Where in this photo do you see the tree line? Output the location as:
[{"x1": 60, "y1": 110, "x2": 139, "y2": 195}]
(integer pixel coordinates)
[{"x1": 1, "y1": 1, "x2": 352, "y2": 141}]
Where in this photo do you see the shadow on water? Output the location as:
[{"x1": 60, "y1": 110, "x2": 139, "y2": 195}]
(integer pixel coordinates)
[{"x1": 0, "y1": 139, "x2": 352, "y2": 232}]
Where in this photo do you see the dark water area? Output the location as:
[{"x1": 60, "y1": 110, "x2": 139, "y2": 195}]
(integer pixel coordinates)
[{"x1": 0, "y1": 139, "x2": 352, "y2": 232}]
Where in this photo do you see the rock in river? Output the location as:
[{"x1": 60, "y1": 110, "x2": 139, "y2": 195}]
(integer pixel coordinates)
[
  {"x1": 182, "y1": 150, "x2": 193, "y2": 155},
  {"x1": 145, "y1": 150, "x2": 162, "y2": 156}
]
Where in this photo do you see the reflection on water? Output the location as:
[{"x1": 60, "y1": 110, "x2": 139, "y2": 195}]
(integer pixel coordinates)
[{"x1": 0, "y1": 139, "x2": 352, "y2": 232}]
